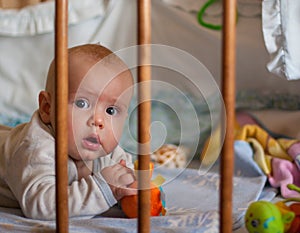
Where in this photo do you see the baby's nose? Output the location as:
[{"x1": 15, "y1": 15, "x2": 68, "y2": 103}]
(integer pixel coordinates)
[
  {"x1": 89, "y1": 114, "x2": 104, "y2": 129},
  {"x1": 94, "y1": 117, "x2": 104, "y2": 129}
]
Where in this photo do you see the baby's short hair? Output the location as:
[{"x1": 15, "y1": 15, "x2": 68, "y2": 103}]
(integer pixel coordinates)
[{"x1": 45, "y1": 44, "x2": 129, "y2": 93}]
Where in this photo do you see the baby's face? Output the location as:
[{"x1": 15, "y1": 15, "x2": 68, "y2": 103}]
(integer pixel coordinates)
[{"x1": 67, "y1": 56, "x2": 133, "y2": 162}]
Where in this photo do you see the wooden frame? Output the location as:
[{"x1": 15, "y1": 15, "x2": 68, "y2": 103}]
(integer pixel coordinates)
[{"x1": 54, "y1": 0, "x2": 236, "y2": 232}]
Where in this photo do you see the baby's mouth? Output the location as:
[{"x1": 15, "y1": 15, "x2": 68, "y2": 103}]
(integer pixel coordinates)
[
  {"x1": 82, "y1": 134, "x2": 101, "y2": 151},
  {"x1": 86, "y1": 136, "x2": 99, "y2": 144}
]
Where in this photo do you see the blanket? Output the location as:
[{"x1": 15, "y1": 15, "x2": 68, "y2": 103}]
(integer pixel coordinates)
[
  {"x1": 235, "y1": 112, "x2": 300, "y2": 199},
  {"x1": 0, "y1": 141, "x2": 273, "y2": 232}
]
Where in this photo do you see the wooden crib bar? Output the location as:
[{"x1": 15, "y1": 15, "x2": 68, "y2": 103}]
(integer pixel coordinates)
[
  {"x1": 137, "y1": 0, "x2": 152, "y2": 233},
  {"x1": 55, "y1": 0, "x2": 69, "y2": 232},
  {"x1": 220, "y1": 0, "x2": 237, "y2": 232}
]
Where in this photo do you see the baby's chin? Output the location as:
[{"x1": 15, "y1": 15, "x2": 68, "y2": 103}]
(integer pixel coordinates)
[{"x1": 78, "y1": 148, "x2": 109, "y2": 161}]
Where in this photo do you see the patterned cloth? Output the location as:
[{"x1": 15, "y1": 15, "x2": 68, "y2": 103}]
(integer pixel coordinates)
[
  {"x1": 235, "y1": 118, "x2": 300, "y2": 198},
  {"x1": 0, "y1": 142, "x2": 271, "y2": 232}
]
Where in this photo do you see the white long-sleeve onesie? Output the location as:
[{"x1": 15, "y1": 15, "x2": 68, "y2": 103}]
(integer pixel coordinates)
[{"x1": 0, "y1": 111, "x2": 133, "y2": 220}]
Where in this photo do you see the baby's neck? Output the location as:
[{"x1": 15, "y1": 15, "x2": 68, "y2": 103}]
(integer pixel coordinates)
[{"x1": 73, "y1": 159, "x2": 93, "y2": 180}]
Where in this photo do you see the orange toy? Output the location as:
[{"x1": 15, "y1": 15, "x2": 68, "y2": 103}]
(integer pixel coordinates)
[
  {"x1": 120, "y1": 180, "x2": 166, "y2": 218},
  {"x1": 120, "y1": 161, "x2": 166, "y2": 218}
]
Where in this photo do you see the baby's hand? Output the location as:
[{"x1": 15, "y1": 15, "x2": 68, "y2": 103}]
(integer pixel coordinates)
[{"x1": 100, "y1": 160, "x2": 137, "y2": 200}]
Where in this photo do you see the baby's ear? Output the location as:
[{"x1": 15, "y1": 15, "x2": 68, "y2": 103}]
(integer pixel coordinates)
[{"x1": 38, "y1": 91, "x2": 52, "y2": 124}]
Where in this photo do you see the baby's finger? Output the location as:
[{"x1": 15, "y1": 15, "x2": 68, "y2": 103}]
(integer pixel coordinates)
[
  {"x1": 117, "y1": 166, "x2": 136, "y2": 179},
  {"x1": 113, "y1": 163, "x2": 132, "y2": 174},
  {"x1": 123, "y1": 186, "x2": 138, "y2": 196},
  {"x1": 114, "y1": 186, "x2": 137, "y2": 200},
  {"x1": 119, "y1": 159, "x2": 126, "y2": 167},
  {"x1": 119, "y1": 173, "x2": 135, "y2": 186}
]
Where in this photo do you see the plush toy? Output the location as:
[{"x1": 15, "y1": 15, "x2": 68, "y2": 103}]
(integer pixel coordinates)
[
  {"x1": 151, "y1": 144, "x2": 187, "y2": 168},
  {"x1": 120, "y1": 180, "x2": 166, "y2": 218},
  {"x1": 245, "y1": 200, "x2": 294, "y2": 233},
  {"x1": 120, "y1": 161, "x2": 166, "y2": 218},
  {"x1": 245, "y1": 185, "x2": 300, "y2": 233}
]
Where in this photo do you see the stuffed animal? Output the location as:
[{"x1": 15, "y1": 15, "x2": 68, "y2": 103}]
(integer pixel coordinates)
[
  {"x1": 245, "y1": 184, "x2": 300, "y2": 233},
  {"x1": 120, "y1": 161, "x2": 166, "y2": 218},
  {"x1": 151, "y1": 144, "x2": 187, "y2": 168},
  {"x1": 245, "y1": 200, "x2": 295, "y2": 233}
]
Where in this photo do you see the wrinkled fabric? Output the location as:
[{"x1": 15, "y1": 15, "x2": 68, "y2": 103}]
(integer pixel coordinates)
[
  {"x1": 262, "y1": 0, "x2": 300, "y2": 80},
  {"x1": 0, "y1": 0, "x2": 108, "y2": 36}
]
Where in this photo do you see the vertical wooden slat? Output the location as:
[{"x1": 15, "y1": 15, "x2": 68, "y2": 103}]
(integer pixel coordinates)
[
  {"x1": 137, "y1": 0, "x2": 151, "y2": 233},
  {"x1": 220, "y1": 0, "x2": 236, "y2": 232},
  {"x1": 55, "y1": 0, "x2": 69, "y2": 232}
]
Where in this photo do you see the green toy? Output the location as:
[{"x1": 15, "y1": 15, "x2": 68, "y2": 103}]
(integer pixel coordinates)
[
  {"x1": 245, "y1": 184, "x2": 300, "y2": 233},
  {"x1": 197, "y1": 0, "x2": 238, "y2": 31},
  {"x1": 245, "y1": 200, "x2": 295, "y2": 233}
]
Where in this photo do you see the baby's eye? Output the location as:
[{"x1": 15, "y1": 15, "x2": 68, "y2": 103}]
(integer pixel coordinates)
[
  {"x1": 75, "y1": 99, "x2": 89, "y2": 109},
  {"x1": 106, "y1": 106, "x2": 118, "y2": 116}
]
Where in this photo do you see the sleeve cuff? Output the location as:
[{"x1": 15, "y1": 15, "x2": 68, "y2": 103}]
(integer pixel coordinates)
[{"x1": 93, "y1": 173, "x2": 117, "y2": 207}]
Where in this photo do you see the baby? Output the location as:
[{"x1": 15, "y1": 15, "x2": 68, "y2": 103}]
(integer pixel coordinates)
[{"x1": 0, "y1": 44, "x2": 136, "y2": 220}]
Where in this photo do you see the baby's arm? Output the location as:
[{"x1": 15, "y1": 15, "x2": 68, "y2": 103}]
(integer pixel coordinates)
[
  {"x1": 100, "y1": 160, "x2": 137, "y2": 200},
  {"x1": 5, "y1": 140, "x2": 130, "y2": 220}
]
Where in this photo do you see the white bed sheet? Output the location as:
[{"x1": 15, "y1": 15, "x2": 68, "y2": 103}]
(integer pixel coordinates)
[{"x1": 1, "y1": 0, "x2": 300, "y2": 116}]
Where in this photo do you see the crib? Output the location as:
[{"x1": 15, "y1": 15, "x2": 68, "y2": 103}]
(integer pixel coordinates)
[
  {"x1": 0, "y1": 0, "x2": 299, "y2": 232},
  {"x1": 55, "y1": 0, "x2": 232, "y2": 231}
]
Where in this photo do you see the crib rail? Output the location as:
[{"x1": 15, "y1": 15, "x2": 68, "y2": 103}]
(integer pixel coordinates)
[
  {"x1": 137, "y1": 0, "x2": 152, "y2": 232},
  {"x1": 220, "y1": 0, "x2": 236, "y2": 232},
  {"x1": 53, "y1": 0, "x2": 236, "y2": 232},
  {"x1": 55, "y1": 0, "x2": 69, "y2": 232}
]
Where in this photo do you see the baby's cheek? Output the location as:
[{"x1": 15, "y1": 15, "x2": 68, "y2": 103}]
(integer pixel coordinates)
[
  {"x1": 110, "y1": 123, "x2": 123, "y2": 140},
  {"x1": 106, "y1": 138, "x2": 119, "y2": 153}
]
